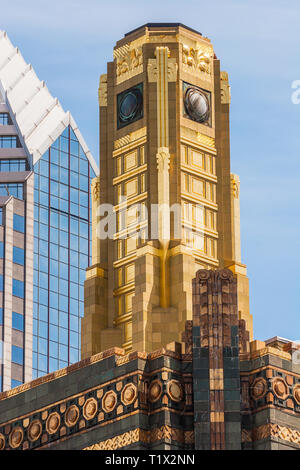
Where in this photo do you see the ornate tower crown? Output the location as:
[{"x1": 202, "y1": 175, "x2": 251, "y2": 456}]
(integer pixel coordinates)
[{"x1": 82, "y1": 24, "x2": 252, "y2": 358}]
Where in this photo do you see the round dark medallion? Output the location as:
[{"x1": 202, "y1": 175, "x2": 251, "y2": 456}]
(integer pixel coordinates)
[
  {"x1": 119, "y1": 90, "x2": 142, "y2": 124},
  {"x1": 184, "y1": 87, "x2": 209, "y2": 123}
]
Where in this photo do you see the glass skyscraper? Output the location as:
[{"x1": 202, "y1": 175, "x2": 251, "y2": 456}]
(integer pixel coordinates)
[
  {"x1": 32, "y1": 127, "x2": 96, "y2": 379},
  {"x1": 0, "y1": 31, "x2": 98, "y2": 391}
]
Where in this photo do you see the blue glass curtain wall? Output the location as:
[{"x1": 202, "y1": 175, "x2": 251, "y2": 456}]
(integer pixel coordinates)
[{"x1": 32, "y1": 126, "x2": 95, "y2": 378}]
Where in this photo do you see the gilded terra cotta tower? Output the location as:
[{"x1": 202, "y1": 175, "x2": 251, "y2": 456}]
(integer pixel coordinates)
[{"x1": 81, "y1": 23, "x2": 252, "y2": 358}]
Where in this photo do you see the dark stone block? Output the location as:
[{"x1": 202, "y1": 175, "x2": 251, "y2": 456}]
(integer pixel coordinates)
[
  {"x1": 224, "y1": 401, "x2": 241, "y2": 412},
  {"x1": 224, "y1": 412, "x2": 241, "y2": 423},
  {"x1": 193, "y1": 348, "x2": 200, "y2": 359},
  {"x1": 194, "y1": 411, "x2": 210, "y2": 422},
  {"x1": 224, "y1": 378, "x2": 240, "y2": 389},
  {"x1": 241, "y1": 414, "x2": 253, "y2": 427},
  {"x1": 194, "y1": 421, "x2": 210, "y2": 434},
  {"x1": 192, "y1": 326, "x2": 200, "y2": 336},
  {"x1": 192, "y1": 367, "x2": 209, "y2": 379},
  {"x1": 231, "y1": 326, "x2": 238, "y2": 336},
  {"x1": 193, "y1": 378, "x2": 209, "y2": 390},
  {"x1": 224, "y1": 390, "x2": 240, "y2": 401},
  {"x1": 182, "y1": 416, "x2": 194, "y2": 428},
  {"x1": 195, "y1": 431, "x2": 210, "y2": 447},
  {"x1": 223, "y1": 347, "x2": 232, "y2": 357},
  {"x1": 223, "y1": 357, "x2": 239, "y2": 369},
  {"x1": 194, "y1": 401, "x2": 210, "y2": 411},
  {"x1": 225, "y1": 441, "x2": 241, "y2": 450},
  {"x1": 193, "y1": 390, "x2": 209, "y2": 401},
  {"x1": 193, "y1": 358, "x2": 209, "y2": 370},
  {"x1": 224, "y1": 368, "x2": 240, "y2": 378},
  {"x1": 199, "y1": 348, "x2": 209, "y2": 358}
]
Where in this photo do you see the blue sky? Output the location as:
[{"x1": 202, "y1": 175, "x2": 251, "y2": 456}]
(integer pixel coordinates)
[{"x1": 1, "y1": 0, "x2": 300, "y2": 342}]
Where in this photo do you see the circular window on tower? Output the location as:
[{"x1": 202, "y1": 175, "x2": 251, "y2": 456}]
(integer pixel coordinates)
[
  {"x1": 183, "y1": 82, "x2": 211, "y2": 125},
  {"x1": 117, "y1": 83, "x2": 143, "y2": 129}
]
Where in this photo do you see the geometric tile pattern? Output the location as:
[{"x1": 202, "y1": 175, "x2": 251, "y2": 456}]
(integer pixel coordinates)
[
  {"x1": 192, "y1": 269, "x2": 242, "y2": 450},
  {"x1": 83, "y1": 426, "x2": 195, "y2": 450},
  {"x1": 0, "y1": 360, "x2": 191, "y2": 450},
  {"x1": 242, "y1": 423, "x2": 300, "y2": 446}
]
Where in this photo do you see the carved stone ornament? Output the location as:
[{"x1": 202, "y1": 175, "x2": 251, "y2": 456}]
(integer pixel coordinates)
[
  {"x1": 167, "y1": 380, "x2": 184, "y2": 402},
  {"x1": 27, "y1": 420, "x2": 42, "y2": 442},
  {"x1": 219, "y1": 269, "x2": 234, "y2": 280},
  {"x1": 114, "y1": 42, "x2": 143, "y2": 85},
  {"x1": 220, "y1": 71, "x2": 231, "y2": 104},
  {"x1": 156, "y1": 147, "x2": 170, "y2": 173},
  {"x1": 231, "y1": 174, "x2": 240, "y2": 199},
  {"x1": 167, "y1": 59, "x2": 178, "y2": 82},
  {"x1": 65, "y1": 405, "x2": 80, "y2": 427},
  {"x1": 148, "y1": 379, "x2": 163, "y2": 403},
  {"x1": 92, "y1": 178, "x2": 100, "y2": 202},
  {"x1": 251, "y1": 377, "x2": 268, "y2": 400},
  {"x1": 9, "y1": 427, "x2": 24, "y2": 449},
  {"x1": 147, "y1": 59, "x2": 158, "y2": 82},
  {"x1": 272, "y1": 377, "x2": 289, "y2": 400},
  {"x1": 83, "y1": 397, "x2": 98, "y2": 420},
  {"x1": 147, "y1": 57, "x2": 177, "y2": 83},
  {"x1": 121, "y1": 383, "x2": 137, "y2": 406},
  {"x1": 98, "y1": 74, "x2": 107, "y2": 107},
  {"x1": 102, "y1": 390, "x2": 117, "y2": 413},
  {"x1": 195, "y1": 269, "x2": 234, "y2": 283},
  {"x1": 46, "y1": 412, "x2": 61, "y2": 435},
  {"x1": 182, "y1": 43, "x2": 213, "y2": 78}
]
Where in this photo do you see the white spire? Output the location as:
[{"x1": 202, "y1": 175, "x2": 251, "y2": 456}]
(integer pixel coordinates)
[{"x1": 0, "y1": 30, "x2": 99, "y2": 175}]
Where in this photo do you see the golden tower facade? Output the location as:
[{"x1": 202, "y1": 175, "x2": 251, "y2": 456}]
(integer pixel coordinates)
[{"x1": 81, "y1": 23, "x2": 253, "y2": 358}]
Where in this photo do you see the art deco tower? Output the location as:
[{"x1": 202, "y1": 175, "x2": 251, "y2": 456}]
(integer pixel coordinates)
[{"x1": 82, "y1": 23, "x2": 252, "y2": 358}]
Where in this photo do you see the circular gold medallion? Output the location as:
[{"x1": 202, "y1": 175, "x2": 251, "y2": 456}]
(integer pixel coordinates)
[
  {"x1": 148, "y1": 380, "x2": 163, "y2": 403},
  {"x1": 9, "y1": 427, "x2": 24, "y2": 449},
  {"x1": 65, "y1": 405, "x2": 80, "y2": 427},
  {"x1": 28, "y1": 420, "x2": 42, "y2": 442},
  {"x1": 83, "y1": 398, "x2": 98, "y2": 420},
  {"x1": 167, "y1": 380, "x2": 183, "y2": 402},
  {"x1": 272, "y1": 377, "x2": 288, "y2": 400},
  {"x1": 102, "y1": 391, "x2": 117, "y2": 413},
  {"x1": 251, "y1": 378, "x2": 267, "y2": 400},
  {"x1": 46, "y1": 412, "x2": 61, "y2": 435},
  {"x1": 121, "y1": 384, "x2": 137, "y2": 406}
]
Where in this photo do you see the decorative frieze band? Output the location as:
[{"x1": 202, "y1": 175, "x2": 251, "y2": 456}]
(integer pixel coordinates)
[
  {"x1": 114, "y1": 38, "x2": 144, "y2": 85},
  {"x1": 181, "y1": 42, "x2": 214, "y2": 81},
  {"x1": 83, "y1": 425, "x2": 194, "y2": 450},
  {"x1": 0, "y1": 366, "x2": 188, "y2": 450},
  {"x1": 242, "y1": 423, "x2": 300, "y2": 446}
]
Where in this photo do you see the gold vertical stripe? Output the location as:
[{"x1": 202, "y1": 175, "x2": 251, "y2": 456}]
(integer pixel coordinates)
[
  {"x1": 164, "y1": 48, "x2": 168, "y2": 147},
  {"x1": 156, "y1": 47, "x2": 169, "y2": 149}
]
